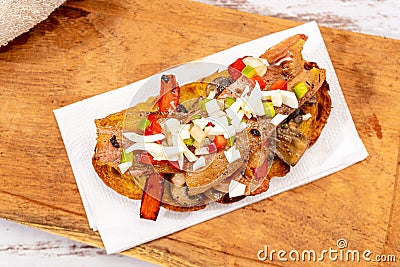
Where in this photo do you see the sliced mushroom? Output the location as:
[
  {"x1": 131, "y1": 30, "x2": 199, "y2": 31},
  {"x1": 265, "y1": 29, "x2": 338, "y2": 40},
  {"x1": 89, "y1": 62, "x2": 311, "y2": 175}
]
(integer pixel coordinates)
[
  {"x1": 206, "y1": 77, "x2": 232, "y2": 97},
  {"x1": 169, "y1": 174, "x2": 204, "y2": 207},
  {"x1": 270, "y1": 126, "x2": 310, "y2": 166},
  {"x1": 203, "y1": 188, "x2": 226, "y2": 201}
]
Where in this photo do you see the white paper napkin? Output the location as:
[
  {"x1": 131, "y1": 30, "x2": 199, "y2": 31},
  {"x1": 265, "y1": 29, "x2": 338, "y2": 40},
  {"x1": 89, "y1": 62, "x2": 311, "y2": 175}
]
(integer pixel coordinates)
[{"x1": 54, "y1": 21, "x2": 368, "y2": 254}]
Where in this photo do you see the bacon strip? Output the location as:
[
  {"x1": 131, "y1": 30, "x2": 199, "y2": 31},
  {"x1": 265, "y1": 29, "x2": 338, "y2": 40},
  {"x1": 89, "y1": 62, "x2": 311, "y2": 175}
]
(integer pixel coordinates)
[{"x1": 260, "y1": 34, "x2": 307, "y2": 64}]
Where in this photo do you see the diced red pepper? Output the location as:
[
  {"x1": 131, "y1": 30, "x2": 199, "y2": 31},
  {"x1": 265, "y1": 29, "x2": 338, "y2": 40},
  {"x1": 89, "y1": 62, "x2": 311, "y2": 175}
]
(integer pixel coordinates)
[
  {"x1": 152, "y1": 122, "x2": 163, "y2": 133},
  {"x1": 207, "y1": 122, "x2": 215, "y2": 127},
  {"x1": 214, "y1": 135, "x2": 227, "y2": 149},
  {"x1": 158, "y1": 74, "x2": 180, "y2": 113},
  {"x1": 147, "y1": 113, "x2": 157, "y2": 122},
  {"x1": 250, "y1": 75, "x2": 266, "y2": 89},
  {"x1": 145, "y1": 121, "x2": 162, "y2": 134},
  {"x1": 144, "y1": 127, "x2": 154, "y2": 136},
  {"x1": 145, "y1": 113, "x2": 163, "y2": 137},
  {"x1": 207, "y1": 143, "x2": 217, "y2": 154},
  {"x1": 144, "y1": 124, "x2": 162, "y2": 141},
  {"x1": 271, "y1": 79, "x2": 288, "y2": 90},
  {"x1": 228, "y1": 57, "x2": 247, "y2": 81}
]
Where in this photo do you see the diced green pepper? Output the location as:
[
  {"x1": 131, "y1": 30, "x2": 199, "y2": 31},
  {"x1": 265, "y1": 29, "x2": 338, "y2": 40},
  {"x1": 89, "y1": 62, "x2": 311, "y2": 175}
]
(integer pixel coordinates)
[
  {"x1": 190, "y1": 114, "x2": 202, "y2": 121},
  {"x1": 183, "y1": 137, "x2": 195, "y2": 146},
  {"x1": 226, "y1": 136, "x2": 235, "y2": 146},
  {"x1": 242, "y1": 65, "x2": 257, "y2": 78},
  {"x1": 227, "y1": 116, "x2": 232, "y2": 126},
  {"x1": 293, "y1": 82, "x2": 308, "y2": 99},
  {"x1": 199, "y1": 99, "x2": 211, "y2": 112},
  {"x1": 263, "y1": 102, "x2": 275, "y2": 118},
  {"x1": 138, "y1": 118, "x2": 151, "y2": 131},
  {"x1": 224, "y1": 97, "x2": 236, "y2": 109},
  {"x1": 121, "y1": 149, "x2": 134, "y2": 163}
]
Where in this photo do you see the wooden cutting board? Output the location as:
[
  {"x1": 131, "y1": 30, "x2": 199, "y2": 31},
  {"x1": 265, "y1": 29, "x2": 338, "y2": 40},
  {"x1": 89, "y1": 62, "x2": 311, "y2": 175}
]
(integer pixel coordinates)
[{"x1": 0, "y1": 0, "x2": 399, "y2": 266}]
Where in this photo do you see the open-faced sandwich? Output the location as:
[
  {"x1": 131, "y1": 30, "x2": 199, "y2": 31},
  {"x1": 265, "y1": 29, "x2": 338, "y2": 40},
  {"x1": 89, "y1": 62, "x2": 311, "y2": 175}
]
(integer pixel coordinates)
[{"x1": 92, "y1": 34, "x2": 332, "y2": 220}]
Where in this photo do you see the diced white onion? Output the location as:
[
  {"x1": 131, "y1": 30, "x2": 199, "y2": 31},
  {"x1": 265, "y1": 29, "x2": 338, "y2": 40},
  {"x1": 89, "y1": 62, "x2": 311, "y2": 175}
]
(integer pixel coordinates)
[
  {"x1": 190, "y1": 124, "x2": 207, "y2": 144},
  {"x1": 262, "y1": 90, "x2": 283, "y2": 107},
  {"x1": 165, "y1": 118, "x2": 181, "y2": 133},
  {"x1": 209, "y1": 110, "x2": 226, "y2": 119},
  {"x1": 227, "y1": 110, "x2": 244, "y2": 129},
  {"x1": 242, "y1": 56, "x2": 261, "y2": 67},
  {"x1": 254, "y1": 64, "x2": 267, "y2": 76},
  {"x1": 226, "y1": 97, "x2": 243, "y2": 114},
  {"x1": 246, "y1": 81, "x2": 265, "y2": 116},
  {"x1": 192, "y1": 156, "x2": 206, "y2": 171},
  {"x1": 281, "y1": 90, "x2": 299, "y2": 109},
  {"x1": 229, "y1": 180, "x2": 246, "y2": 198},
  {"x1": 179, "y1": 124, "x2": 191, "y2": 140},
  {"x1": 118, "y1": 161, "x2": 132, "y2": 174},
  {"x1": 215, "y1": 115, "x2": 229, "y2": 127},
  {"x1": 270, "y1": 114, "x2": 288, "y2": 126},
  {"x1": 195, "y1": 147, "x2": 210, "y2": 155},
  {"x1": 208, "y1": 124, "x2": 226, "y2": 136},
  {"x1": 205, "y1": 99, "x2": 221, "y2": 115},
  {"x1": 223, "y1": 125, "x2": 236, "y2": 139},
  {"x1": 163, "y1": 146, "x2": 181, "y2": 161},
  {"x1": 224, "y1": 145, "x2": 241, "y2": 163},
  {"x1": 123, "y1": 132, "x2": 165, "y2": 143},
  {"x1": 178, "y1": 137, "x2": 198, "y2": 162},
  {"x1": 192, "y1": 118, "x2": 209, "y2": 129},
  {"x1": 242, "y1": 57, "x2": 268, "y2": 76}
]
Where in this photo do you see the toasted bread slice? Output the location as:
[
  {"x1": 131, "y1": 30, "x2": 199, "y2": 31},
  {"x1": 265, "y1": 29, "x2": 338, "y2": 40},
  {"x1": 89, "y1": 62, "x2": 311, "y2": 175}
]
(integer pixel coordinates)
[{"x1": 91, "y1": 34, "x2": 332, "y2": 212}]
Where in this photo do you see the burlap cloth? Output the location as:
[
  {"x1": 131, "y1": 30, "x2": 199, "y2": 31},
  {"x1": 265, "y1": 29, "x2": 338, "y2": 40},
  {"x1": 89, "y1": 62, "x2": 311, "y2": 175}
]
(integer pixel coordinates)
[{"x1": 0, "y1": 0, "x2": 65, "y2": 46}]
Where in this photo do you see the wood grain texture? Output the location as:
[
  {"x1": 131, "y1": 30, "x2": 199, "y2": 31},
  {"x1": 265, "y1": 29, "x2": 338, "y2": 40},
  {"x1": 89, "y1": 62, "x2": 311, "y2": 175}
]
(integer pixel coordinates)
[{"x1": 0, "y1": 0, "x2": 399, "y2": 266}]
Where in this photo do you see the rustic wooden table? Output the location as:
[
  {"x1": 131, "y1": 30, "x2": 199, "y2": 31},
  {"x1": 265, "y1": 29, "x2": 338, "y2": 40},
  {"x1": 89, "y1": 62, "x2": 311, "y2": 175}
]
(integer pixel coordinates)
[{"x1": 0, "y1": 0, "x2": 399, "y2": 266}]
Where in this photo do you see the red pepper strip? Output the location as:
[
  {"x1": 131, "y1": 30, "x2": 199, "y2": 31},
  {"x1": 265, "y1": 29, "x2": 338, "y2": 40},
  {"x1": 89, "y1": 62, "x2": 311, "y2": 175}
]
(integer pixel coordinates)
[
  {"x1": 158, "y1": 74, "x2": 180, "y2": 113},
  {"x1": 271, "y1": 79, "x2": 288, "y2": 90},
  {"x1": 250, "y1": 75, "x2": 266, "y2": 89},
  {"x1": 228, "y1": 57, "x2": 247, "y2": 81},
  {"x1": 140, "y1": 173, "x2": 165, "y2": 221}
]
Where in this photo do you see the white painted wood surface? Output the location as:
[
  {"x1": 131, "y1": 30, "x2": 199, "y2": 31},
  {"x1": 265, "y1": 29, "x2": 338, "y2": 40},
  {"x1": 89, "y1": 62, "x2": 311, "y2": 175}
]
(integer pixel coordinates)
[
  {"x1": 197, "y1": 0, "x2": 400, "y2": 40},
  {"x1": 1, "y1": 1, "x2": 398, "y2": 266}
]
